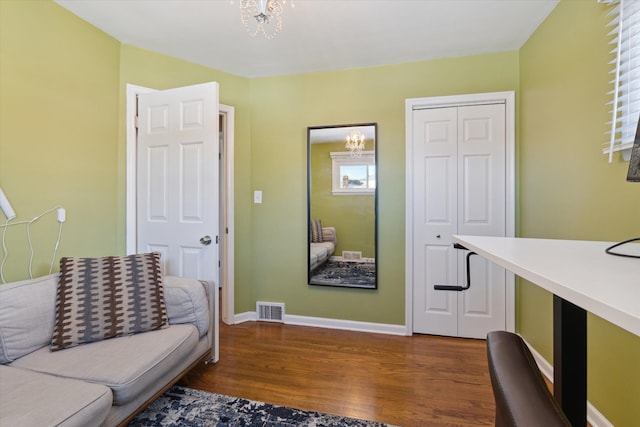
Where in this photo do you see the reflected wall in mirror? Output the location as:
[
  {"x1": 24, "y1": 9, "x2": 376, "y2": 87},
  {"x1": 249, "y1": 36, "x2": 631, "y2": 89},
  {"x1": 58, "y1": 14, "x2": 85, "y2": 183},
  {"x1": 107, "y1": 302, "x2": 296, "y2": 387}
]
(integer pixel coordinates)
[{"x1": 307, "y1": 123, "x2": 377, "y2": 289}]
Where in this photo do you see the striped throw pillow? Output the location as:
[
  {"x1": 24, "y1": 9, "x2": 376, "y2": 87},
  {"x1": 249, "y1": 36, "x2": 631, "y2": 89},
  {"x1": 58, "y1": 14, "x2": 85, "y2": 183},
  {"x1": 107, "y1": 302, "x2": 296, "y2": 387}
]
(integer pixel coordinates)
[
  {"x1": 310, "y1": 219, "x2": 324, "y2": 243},
  {"x1": 50, "y1": 252, "x2": 169, "y2": 351}
]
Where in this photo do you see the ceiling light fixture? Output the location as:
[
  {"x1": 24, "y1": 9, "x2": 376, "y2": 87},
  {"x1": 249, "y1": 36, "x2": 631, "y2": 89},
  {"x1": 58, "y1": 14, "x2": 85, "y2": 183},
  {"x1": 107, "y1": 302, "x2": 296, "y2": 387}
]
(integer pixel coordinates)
[
  {"x1": 238, "y1": 0, "x2": 294, "y2": 39},
  {"x1": 345, "y1": 130, "x2": 366, "y2": 157}
]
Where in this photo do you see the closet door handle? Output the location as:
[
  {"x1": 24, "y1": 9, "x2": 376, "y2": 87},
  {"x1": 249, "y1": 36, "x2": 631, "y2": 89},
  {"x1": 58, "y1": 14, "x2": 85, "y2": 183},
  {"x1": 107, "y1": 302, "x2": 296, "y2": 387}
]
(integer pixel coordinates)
[
  {"x1": 200, "y1": 235, "x2": 212, "y2": 246},
  {"x1": 434, "y1": 246, "x2": 477, "y2": 292}
]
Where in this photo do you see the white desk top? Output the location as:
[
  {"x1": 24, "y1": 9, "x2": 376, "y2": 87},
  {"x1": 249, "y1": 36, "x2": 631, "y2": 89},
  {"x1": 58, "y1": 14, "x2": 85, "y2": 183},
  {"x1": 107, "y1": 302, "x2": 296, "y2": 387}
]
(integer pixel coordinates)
[{"x1": 454, "y1": 235, "x2": 640, "y2": 337}]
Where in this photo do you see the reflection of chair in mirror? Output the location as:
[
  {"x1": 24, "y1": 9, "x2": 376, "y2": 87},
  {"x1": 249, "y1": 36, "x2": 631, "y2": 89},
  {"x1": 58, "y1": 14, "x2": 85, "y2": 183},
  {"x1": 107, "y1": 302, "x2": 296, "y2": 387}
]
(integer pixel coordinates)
[{"x1": 309, "y1": 220, "x2": 337, "y2": 271}]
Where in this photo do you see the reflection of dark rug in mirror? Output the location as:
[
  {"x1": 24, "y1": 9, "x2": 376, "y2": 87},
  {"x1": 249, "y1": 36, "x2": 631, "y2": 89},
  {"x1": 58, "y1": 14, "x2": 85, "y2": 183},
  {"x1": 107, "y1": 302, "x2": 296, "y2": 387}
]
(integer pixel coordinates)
[{"x1": 310, "y1": 260, "x2": 376, "y2": 288}]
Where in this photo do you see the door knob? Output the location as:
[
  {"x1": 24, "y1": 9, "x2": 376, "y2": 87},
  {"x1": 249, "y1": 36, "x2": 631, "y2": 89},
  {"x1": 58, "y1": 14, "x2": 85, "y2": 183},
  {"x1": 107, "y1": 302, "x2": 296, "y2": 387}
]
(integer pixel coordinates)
[{"x1": 200, "y1": 235, "x2": 212, "y2": 246}]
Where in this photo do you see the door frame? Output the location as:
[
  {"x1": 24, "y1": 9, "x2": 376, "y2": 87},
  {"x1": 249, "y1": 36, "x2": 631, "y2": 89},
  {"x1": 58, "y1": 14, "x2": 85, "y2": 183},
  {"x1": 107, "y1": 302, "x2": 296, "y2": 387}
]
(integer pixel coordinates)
[
  {"x1": 404, "y1": 91, "x2": 516, "y2": 336},
  {"x1": 125, "y1": 83, "x2": 235, "y2": 325}
]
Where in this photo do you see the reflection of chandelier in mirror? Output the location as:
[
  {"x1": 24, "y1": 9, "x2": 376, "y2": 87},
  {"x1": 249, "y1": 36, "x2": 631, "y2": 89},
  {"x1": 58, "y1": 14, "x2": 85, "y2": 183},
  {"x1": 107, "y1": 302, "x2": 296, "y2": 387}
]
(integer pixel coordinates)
[
  {"x1": 345, "y1": 130, "x2": 366, "y2": 157},
  {"x1": 238, "y1": 0, "x2": 294, "y2": 39}
]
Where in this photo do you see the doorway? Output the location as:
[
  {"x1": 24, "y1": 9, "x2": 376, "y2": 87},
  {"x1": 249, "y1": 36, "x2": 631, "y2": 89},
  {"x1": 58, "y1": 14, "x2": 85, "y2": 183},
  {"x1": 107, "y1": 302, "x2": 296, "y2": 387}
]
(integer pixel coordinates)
[
  {"x1": 125, "y1": 83, "x2": 235, "y2": 326},
  {"x1": 405, "y1": 92, "x2": 516, "y2": 338}
]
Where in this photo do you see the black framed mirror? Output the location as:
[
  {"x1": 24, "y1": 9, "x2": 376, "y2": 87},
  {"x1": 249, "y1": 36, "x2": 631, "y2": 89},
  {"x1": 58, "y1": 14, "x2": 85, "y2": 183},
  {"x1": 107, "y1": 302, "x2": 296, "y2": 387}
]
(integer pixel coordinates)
[{"x1": 307, "y1": 123, "x2": 377, "y2": 289}]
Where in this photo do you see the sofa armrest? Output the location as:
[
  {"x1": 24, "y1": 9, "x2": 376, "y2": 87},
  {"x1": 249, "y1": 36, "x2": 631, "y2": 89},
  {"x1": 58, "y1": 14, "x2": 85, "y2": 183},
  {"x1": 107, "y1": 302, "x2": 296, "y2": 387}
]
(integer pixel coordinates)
[
  {"x1": 163, "y1": 276, "x2": 210, "y2": 337},
  {"x1": 322, "y1": 227, "x2": 337, "y2": 244}
]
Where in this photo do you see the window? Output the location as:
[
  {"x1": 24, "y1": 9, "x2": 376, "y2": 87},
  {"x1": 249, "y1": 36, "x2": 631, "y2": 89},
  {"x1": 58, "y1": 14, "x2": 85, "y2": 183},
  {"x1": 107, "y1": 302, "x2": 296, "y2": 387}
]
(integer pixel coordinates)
[
  {"x1": 330, "y1": 151, "x2": 376, "y2": 195},
  {"x1": 604, "y1": 0, "x2": 640, "y2": 162}
]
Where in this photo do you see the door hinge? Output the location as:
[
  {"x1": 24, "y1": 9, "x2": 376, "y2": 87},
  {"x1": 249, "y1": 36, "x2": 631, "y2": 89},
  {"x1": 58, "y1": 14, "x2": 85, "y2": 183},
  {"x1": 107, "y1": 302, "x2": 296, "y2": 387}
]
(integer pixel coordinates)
[{"x1": 134, "y1": 115, "x2": 139, "y2": 129}]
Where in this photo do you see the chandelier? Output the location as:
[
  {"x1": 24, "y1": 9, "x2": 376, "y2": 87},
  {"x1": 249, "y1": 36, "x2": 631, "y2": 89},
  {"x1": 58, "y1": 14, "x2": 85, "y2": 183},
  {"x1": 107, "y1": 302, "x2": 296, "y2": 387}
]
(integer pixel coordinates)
[
  {"x1": 238, "y1": 0, "x2": 293, "y2": 39},
  {"x1": 345, "y1": 130, "x2": 366, "y2": 157}
]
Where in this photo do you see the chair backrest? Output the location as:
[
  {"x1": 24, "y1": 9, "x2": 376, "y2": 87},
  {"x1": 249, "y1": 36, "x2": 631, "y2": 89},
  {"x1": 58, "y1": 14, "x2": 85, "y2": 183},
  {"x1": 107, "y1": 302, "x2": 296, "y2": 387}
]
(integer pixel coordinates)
[{"x1": 486, "y1": 331, "x2": 571, "y2": 427}]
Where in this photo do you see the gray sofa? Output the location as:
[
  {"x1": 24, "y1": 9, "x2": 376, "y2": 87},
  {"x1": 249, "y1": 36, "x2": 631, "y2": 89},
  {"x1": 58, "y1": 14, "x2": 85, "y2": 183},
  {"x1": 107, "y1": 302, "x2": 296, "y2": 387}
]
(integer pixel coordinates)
[
  {"x1": 0, "y1": 273, "x2": 216, "y2": 427},
  {"x1": 310, "y1": 226, "x2": 337, "y2": 270}
]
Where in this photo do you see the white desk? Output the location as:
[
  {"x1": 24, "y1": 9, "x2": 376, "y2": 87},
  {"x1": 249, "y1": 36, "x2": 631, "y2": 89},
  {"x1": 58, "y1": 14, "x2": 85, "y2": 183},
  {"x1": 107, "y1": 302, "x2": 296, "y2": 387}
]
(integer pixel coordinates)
[{"x1": 454, "y1": 235, "x2": 640, "y2": 426}]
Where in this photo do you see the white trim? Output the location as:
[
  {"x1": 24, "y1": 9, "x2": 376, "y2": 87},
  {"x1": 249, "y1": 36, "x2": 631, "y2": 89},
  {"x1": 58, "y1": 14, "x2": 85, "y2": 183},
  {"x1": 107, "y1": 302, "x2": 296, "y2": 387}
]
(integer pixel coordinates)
[
  {"x1": 522, "y1": 336, "x2": 614, "y2": 427},
  {"x1": 125, "y1": 84, "x2": 235, "y2": 326},
  {"x1": 125, "y1": 84, "x2": 155, "y2": 255},
  {"x1": 603, "y1": 142, "x2": 634, "y2": 161},
  {"x1": 219, "y1": 104, "x2": 236, "y2": 325},
  {"x1": 234, "y1": 311, "x2": 258, "y2": 324},
  {"x1": 587, "y1": 403, "x2": 616, "y2": 427},
  {"x1": 329, "y1": 150, "x2": 376, "y2": 195},
  {"x1": 404, "y1": 98, "x2": 415, "y2": 336},
  {"x1": 522, "y1": 337, "x2": 554, "y2": 380},
  {"x1": 233, "y1": 312, "x2": 406, "y2": 336},
  {"x1": 285, "y1": 314, "x2": 406, "y2": 335},
  {"x1": 404, "y1": 91, "x2": 516, "y2": 336}
]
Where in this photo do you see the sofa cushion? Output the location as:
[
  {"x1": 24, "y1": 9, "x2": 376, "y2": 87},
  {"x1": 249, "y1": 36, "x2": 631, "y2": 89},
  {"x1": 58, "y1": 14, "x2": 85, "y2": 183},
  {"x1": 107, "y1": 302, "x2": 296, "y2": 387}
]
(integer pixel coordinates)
[
  {"x1": 51, "y1": 252, "x2": 169, "y2": 351},
  {"x1": 311, "y1": 242, "x2": 335, "y2": 260},
  {"x1": 322, "y1": 226, "x2": 337, "y2": 244},
  {"x1": 164, "y1": 276, "x2": 210, "y2": 337},
  {"x1": 12, "y1": 324, "x2": 199, "y2": 406},
  {"x1": 310, "y1": 241, "x2": 336, "y2": 270},
  {"x1": 0, "y1": 365, "x2": 112, "y2": 427},
  {"x1": 310, "y1": 251, "x2": 320, "y2": 268},
  {"x1": 0, "y1": 274, "x2": 57, "y2": 364},
  {"x1": 311, "y1": 243, "x2": 328, "y2": 261}
]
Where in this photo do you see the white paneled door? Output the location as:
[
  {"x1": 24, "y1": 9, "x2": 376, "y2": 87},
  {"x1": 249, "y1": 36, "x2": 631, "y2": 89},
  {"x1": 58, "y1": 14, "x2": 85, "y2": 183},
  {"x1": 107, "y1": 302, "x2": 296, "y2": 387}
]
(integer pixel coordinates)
[
  {"x1": 137, "y1": 82, "x2": 220, "y2": 284},
  {"x1": 411, "y1": 103, "x2": 508, "y2": 339}
]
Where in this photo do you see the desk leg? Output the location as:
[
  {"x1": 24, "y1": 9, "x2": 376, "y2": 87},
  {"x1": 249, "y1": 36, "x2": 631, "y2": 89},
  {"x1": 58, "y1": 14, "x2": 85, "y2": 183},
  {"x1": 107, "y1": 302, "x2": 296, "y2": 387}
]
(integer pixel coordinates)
[{"x1": 553, "y1": 295, "x2": 587, "y2": 426}]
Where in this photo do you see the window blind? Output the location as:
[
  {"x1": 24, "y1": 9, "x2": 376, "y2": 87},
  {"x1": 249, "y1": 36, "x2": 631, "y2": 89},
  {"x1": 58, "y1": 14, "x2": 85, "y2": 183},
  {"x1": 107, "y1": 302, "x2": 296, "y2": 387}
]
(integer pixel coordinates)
[{"x1": 605, "y1": 0, "x2": 640, "y2": 162}]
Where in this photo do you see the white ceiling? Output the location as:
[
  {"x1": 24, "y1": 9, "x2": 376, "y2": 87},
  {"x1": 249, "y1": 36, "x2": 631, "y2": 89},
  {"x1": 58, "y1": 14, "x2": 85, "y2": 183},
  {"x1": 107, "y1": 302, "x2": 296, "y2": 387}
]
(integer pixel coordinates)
[{"x1": 55, "y1": 0, "x2": 559, "y2": 79}]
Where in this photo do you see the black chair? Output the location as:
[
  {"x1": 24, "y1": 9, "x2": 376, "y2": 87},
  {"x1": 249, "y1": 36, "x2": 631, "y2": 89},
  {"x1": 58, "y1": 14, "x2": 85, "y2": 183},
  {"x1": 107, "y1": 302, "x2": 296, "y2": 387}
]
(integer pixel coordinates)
[{"x1": 486, "y1": 331, "x2": 571, "y2": 427}]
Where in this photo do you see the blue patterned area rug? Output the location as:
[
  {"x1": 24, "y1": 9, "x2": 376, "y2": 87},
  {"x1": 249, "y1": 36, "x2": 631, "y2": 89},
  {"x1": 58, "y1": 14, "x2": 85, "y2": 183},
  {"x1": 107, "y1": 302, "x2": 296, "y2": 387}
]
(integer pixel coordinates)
[{"x1": 129, "y1": 386, "x2": 395, "y2": 427}]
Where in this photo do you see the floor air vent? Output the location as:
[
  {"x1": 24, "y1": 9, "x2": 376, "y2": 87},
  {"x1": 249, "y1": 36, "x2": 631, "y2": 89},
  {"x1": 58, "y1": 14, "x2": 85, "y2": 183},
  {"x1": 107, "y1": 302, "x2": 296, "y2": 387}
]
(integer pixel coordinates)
[
  {"x1": 343, "y1": 251, "x2": 362, "y2": 260},
  {"x1": 256, "y1": 302, "x2": 285, "y2": 322}
]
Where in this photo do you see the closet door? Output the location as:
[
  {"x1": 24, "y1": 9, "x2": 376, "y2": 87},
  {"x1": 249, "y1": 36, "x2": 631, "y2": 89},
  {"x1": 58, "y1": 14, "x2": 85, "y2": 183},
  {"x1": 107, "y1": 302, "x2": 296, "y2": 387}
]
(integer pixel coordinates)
[
  {"x1": 456, "y1": 104, "x2": 506, "y2": 338},
  {"x1": 412, "y1": 103, "x2": 507, "y2": 338},
  {"x1": 412, "y1": 107, "x2": 459, "y2": 336}
]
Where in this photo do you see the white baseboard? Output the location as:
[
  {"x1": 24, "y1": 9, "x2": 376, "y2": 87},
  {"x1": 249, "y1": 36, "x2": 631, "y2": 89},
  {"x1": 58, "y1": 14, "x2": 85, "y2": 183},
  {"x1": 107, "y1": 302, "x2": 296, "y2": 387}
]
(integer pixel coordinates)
[
  {"x1": 233, "y1": 311, "x2": 406, "y2": 336},
  {"x1": 521, "y1": 336, "x2": 614, "y2": 427},
  {"x1": 233, "y1": 311, "x2": 257, "y2": 324},
  {"x1": 285, "y1": 314, "x2": 407, "y2": 335}
]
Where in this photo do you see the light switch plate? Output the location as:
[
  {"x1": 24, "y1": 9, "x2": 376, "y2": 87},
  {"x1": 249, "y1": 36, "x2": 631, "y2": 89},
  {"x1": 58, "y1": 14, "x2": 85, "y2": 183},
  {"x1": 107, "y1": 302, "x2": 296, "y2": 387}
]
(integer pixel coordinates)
[{"x1": 254, "y1": 190, "x2": 262, "y2": 204}]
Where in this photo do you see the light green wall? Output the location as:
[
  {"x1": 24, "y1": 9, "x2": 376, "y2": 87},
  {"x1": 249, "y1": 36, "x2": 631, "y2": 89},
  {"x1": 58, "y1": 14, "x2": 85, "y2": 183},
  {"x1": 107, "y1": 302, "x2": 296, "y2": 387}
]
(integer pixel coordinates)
[
  {"x1": 247, "y1": 54, "x2": 519, "y2": 322},
  {"x1": 0, "y1": 0, "x2": 519, "y2": 321},
  {"x1": 310, "y1": 141, "x2": 375, "y2": 258},
  {"x1": 0, "y1": 1, "x2": 256, "y2": 310},
  {"x1": 0, "y1": 0, "x2": 518, "y2": 322},
  {"x1": 518, "y1": 1, "x2": 640, "y2": 425},
  {"x1": 0, "y1": 0, "x2": 121, "y2": 281}
]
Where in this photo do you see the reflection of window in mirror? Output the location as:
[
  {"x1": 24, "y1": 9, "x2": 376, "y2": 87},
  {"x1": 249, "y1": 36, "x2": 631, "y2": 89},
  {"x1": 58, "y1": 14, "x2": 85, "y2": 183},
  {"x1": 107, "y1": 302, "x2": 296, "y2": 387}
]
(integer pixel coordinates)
[{"x1": 330, "y1": 151, "x2": 375, "y2": 195}]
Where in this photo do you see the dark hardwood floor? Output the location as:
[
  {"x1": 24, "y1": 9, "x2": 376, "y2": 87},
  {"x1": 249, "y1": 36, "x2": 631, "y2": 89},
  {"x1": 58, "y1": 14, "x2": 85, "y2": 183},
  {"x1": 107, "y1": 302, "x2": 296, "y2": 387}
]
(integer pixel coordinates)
[{"x1": 181, "y1": 320, "x2": 496, "y2": 426}]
